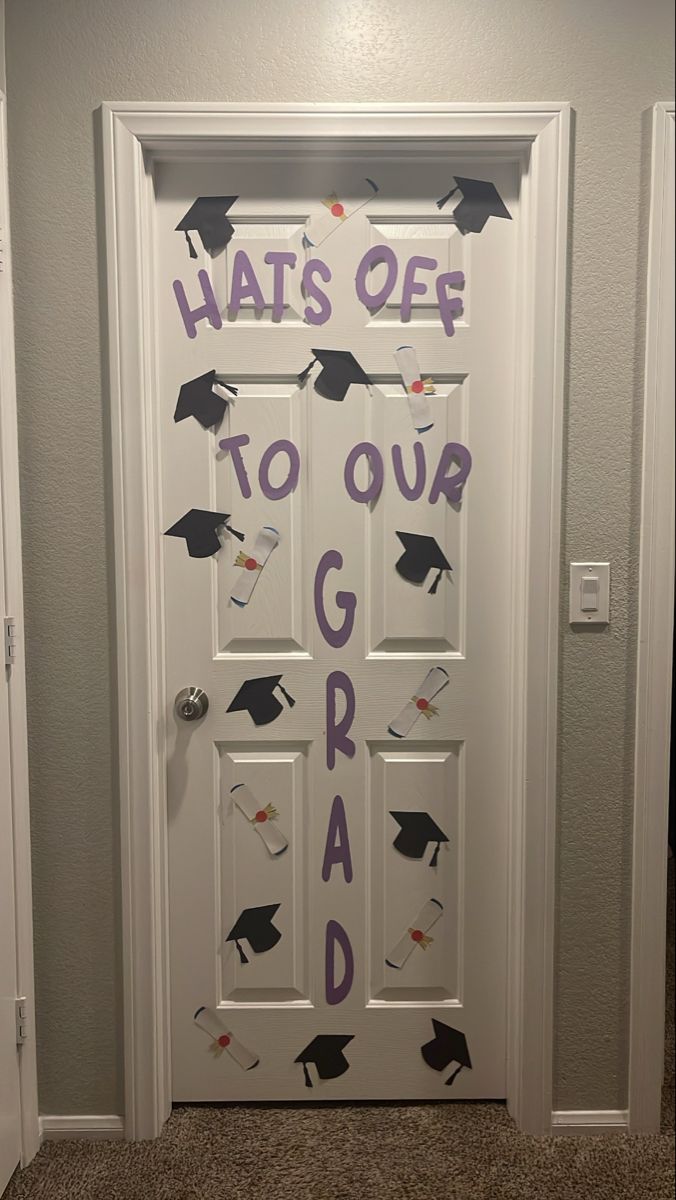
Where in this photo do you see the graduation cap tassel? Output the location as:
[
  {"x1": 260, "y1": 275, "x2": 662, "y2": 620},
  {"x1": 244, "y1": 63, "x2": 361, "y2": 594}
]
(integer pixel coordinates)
[
  {"x1": 234, "y1": 939, "x2": 249, "y2": 965},
  {"x1": 428, "y1": 569, "x2": 444, "y2": 595},
  {"x1": 445, "y1": 1065, "x2": 464, "y2": 1087},
  {"x1": 221, "y1": 383, "x2": 238, "y2": 397},
  {"x1": 278, "y1": 684, "x2": 296, "y2": 708},
  {"x1": 297, "y1": 358, "x2": 317, "y2": 386},
  {"x1": 430, "y1": 841, "x2": 441, "y2": 868},
  {"x1": 225, "y1": 523, "x2": 246, "y2": 543},
  {"x1": 184, "y1": 230, "x2": 198, "y2": 259},
  {"x1": 302, "y1": 1063, "x2": 313, "y2": 1088},
  {"x1": 436, "y1": 186, "x2": 459, "y2": 211}
]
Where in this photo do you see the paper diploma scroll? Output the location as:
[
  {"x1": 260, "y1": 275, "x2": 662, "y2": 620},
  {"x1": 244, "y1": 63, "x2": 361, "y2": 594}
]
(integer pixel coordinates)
[
  {"x1": 385, "y1": 899, "x2": 444, "y2": 969},
  {"x1": 387, "y1": 667, "x2": 449, "y2": 739},
  {"x1": 230, "y1": 526, "x2": 279, "y2": 608},
  {"x1": 193, "y1": 1006, "x2": 259, "y2": 1070},
  {"x1": 231, "y1": 783, "x2": 289, "y2": 856}
]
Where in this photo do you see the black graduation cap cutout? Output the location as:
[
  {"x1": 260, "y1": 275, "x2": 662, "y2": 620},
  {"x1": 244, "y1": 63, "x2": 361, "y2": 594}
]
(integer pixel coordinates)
[
  {"x1": 390, "y1": 811, "x2": 450, "y2": 867},
  {"x1": 421, "y1": 1019, "x2": 473, "y2": 1086},
  {"x1": 175, "y1": 196, "x2": 238, "y2": 259},
  {"x1": 294, "y1": 1035, "x2": 354, "y2": 1088},
  {"x1": 225, "y1": 903, "x2": 282, "y2": 964},
  {"x1": 395, "y1": 531, "x2": 452, "y2": 595},
  {"x1": 174, "y1": 369, "x2": 238, "y2": 431},
  {"x1": 298, "y1": 349, "x2": 372, "y2": 402},
  {"x1": 436, "y1": 177, "x2": 512, "y2": 234},
  {"x1": 164, "y1": 509, "x2": 244, "y2": 558},
  {"x1": 226, "y1": 674, "x2": 296, "y2": 726}
]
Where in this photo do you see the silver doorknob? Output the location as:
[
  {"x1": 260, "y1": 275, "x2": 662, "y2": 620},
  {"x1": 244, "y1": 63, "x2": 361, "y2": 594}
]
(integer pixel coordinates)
[{"x1": 174, "y1": 686, "x2": 209, "y2": 722}]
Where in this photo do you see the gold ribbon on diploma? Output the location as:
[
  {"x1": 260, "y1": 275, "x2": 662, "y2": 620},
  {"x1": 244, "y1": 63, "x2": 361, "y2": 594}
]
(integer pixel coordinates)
[
  {"x1": 235, "y1": 551, "x2": 263, "y2": 570},
  {"x1": 249, "y1": 803, "x2": 278, "y2": 824},
  {"x1": 411, "y1": 697, "x2": 439, "y2": 720},
  {"x1": 408, "y1": 929, "x2": 434, "y2": 950},
  {"x1": 407, "y1": 377, "x2": 436, "y2": 395},
  {"x1": 321, "y1": 193, "x2": 348, "y2": 220}
]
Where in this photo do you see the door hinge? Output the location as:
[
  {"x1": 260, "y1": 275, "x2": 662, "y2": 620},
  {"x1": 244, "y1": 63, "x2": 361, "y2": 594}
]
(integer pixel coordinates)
[
  {"x1": 4, "y1": 616, "x2": 18, "y2": 667},
  {"x1": 15, "y1": 998, "x2": 28, "y2": 1045}
]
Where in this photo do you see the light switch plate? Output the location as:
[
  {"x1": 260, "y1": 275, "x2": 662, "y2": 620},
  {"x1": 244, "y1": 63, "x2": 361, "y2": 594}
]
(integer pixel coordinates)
[{"x1": 569, "y1": 562, "x2": 610, "y2": 625}]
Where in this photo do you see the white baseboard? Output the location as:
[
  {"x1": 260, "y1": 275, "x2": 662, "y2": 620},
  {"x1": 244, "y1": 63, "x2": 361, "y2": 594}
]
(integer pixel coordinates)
[
  {"x1": 551, "y1": 1109, "x2": 629, "y2": 1135},
  {"x1": 40, "y1": 1115, "x2": 125, "y2": 1141}
]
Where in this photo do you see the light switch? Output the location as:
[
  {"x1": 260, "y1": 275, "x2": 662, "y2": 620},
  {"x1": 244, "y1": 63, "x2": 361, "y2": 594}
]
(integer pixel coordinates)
[{"x1": 570, "y1": 562, "x2": 610, "y2": 625}]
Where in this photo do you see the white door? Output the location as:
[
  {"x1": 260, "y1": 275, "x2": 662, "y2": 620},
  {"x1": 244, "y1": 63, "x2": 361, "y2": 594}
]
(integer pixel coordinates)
[
  {"x1": 0, "y1": 477, "x2": 21, "y2": 1191},
  {"x1": 158, "y1": 147, "x2": 518, "y2": 1100}
]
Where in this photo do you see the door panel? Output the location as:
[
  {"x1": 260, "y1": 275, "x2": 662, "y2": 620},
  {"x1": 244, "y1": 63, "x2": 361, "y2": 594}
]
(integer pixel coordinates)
[{"x1": 159, "y1": 146, "x2": 518, "y2": 1100}]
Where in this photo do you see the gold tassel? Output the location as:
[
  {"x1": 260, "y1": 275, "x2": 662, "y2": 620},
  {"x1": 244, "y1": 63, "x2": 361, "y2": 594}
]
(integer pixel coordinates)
[
  {"x1": 249, "y1": 803, "x2": 278, "y2": 823},
  {"x1": 408, "y1": 928, "x2": 434, "y2": 950},
  {"x1": 234, "y1": 551, "x2": 263, "y2": 570}
]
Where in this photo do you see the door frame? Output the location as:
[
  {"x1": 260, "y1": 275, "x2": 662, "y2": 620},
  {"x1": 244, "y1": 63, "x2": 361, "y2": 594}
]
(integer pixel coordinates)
[
  {"x1": 628, "y1": 101, "x2": 675, "y2": 1133},
  {"x1": 0, "y1": 91, "x2": 40, "y2": 1168},
  {"x1": 101, "y1": 102, "x2": 571, "y2": 1139}
]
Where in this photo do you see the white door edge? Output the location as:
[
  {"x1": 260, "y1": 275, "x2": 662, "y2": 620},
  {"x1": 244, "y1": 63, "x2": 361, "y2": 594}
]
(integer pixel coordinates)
[
  {"x1": 101, "y1": 102, "x2": 571, "y2": 1139},
  {"x1": 628, "y1": 101, "x2": 675, "y2": 1135},
  {"x1": 0, "y1": 90, "x2": 40, "y2": 1168}
]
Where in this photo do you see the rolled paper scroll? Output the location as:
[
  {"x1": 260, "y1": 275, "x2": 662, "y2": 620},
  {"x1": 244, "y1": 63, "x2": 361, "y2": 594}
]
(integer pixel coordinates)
[
  {"x1": 385, "y1": 898, "x2": 444, "y2": 969},
  {"x1": 387, "y1": 666, "x2": 449, "y2": 739},
  {"x1": 303, "y1": 178, "x2": 379, "y2": 248},
  {"x1": 394, "y1": 345, "x2": 436, "y2": 433},
  {"x1": 230, "y1": 526, "x2": 279, "y2": 608},
  {"x1": 193, "y1": 1006, "x2": 259, "y2": 1070},
  {"x1": 231, "y1": 783, "x2": 289, "y2": 857}
]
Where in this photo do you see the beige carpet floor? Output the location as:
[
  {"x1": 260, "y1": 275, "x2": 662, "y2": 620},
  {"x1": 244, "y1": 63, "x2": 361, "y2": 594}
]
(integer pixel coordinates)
[{"x1": 6, "y1": 866, "x2": 674, "y2": 1200}]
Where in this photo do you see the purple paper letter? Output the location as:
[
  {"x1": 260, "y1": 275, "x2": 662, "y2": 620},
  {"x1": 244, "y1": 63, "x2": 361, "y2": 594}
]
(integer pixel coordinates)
[
  {"x1": 258, "y1": 439, "x2": 301, "y2": 500},
  {"x1": 264, "y1": 251, "x2": 297, "y2": 321},
  {"x1": 325, "y1": 919, "x2": 354, "y2": 1006},
  {"x1": 436, "y1": 270, "x2": 465, "y2": 337},
  {"x1": 229, "y1": 250, "x2": 266, "y2": 315},
  {"x1": 302, "y1": 259, "x2": 332, "y2": 326},
  {"x1": 355, "y1": 244, "x2": 398, "y2": 310},
  {"x1": 400, "y1": 256, "x2": 437, "y2": 322},
  {"x1": 314, "y1": 551, "x2": 356, "y2": 649},
  {"x1": 326, "y1": 672, "x2": 356, "y2": 770},
  {"x1": 429, "y1": 441, "x2": 473, "y2": 505},
  {"x1": 173, "y1": 270, "x2": 223, "y2": 339},
  {"x1": 218, "y1": 433, "x2": 252, "y2": 499},
  {"x1": 392, "y1": 442, "x2": 427, "y2": 501},
  {"x1": 344, "y1": 442, "x2": 384, "y2": 504},
  {"x1": 321, "y1": 796, "x2": 353, "y2": 883}
]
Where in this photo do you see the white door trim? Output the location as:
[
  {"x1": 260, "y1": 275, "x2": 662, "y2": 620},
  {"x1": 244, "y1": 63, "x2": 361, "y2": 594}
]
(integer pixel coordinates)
[
  {"x1": 0, "y1": 91, "x2": 40, "y2": 1168},
  {"x1": 628, "y1": 101, "x2": 675, "y2": 1134},
  {"x1": 101, "y1": 102, "x2": 570, "y2": 1139}
]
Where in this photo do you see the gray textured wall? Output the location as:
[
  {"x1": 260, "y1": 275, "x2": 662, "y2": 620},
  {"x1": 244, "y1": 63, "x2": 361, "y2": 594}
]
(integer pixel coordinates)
[{"x1": 5, "y1": 0, "x2": 674, "y2": 1116}]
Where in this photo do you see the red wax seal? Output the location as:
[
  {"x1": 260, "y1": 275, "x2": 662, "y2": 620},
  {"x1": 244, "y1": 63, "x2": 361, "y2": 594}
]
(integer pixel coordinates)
[
  {"x1": 255, "y1": 810, "x2": 268, "y2": 823},
  {"x1": 411, "y1": 379, "x2": 424, "y2": 394},
  {"x1": 245, "y1": 557, "x2": 258, "y2": 571},
  {"x1": 416, "y1": 697, "x2": 429, "y2": 711},
  {"x1": 331, "y1": 202, "x2": 345, "y2": 217},
  {"x1": 411, "y1": 929, "x2": 424, "y2": 942},
  {"x1": 218, "y1": 1034, "x2": 231, "y2": 1048}
]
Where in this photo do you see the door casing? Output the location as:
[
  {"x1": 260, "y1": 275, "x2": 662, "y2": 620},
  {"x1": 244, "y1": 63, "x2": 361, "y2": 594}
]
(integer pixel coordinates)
[
  {"x1": 101, "y1": 102, "x2": 571, "y2": 1138},
  {"x1": 0, "y1": 90, "x2": 40, "y2": 1173}
]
